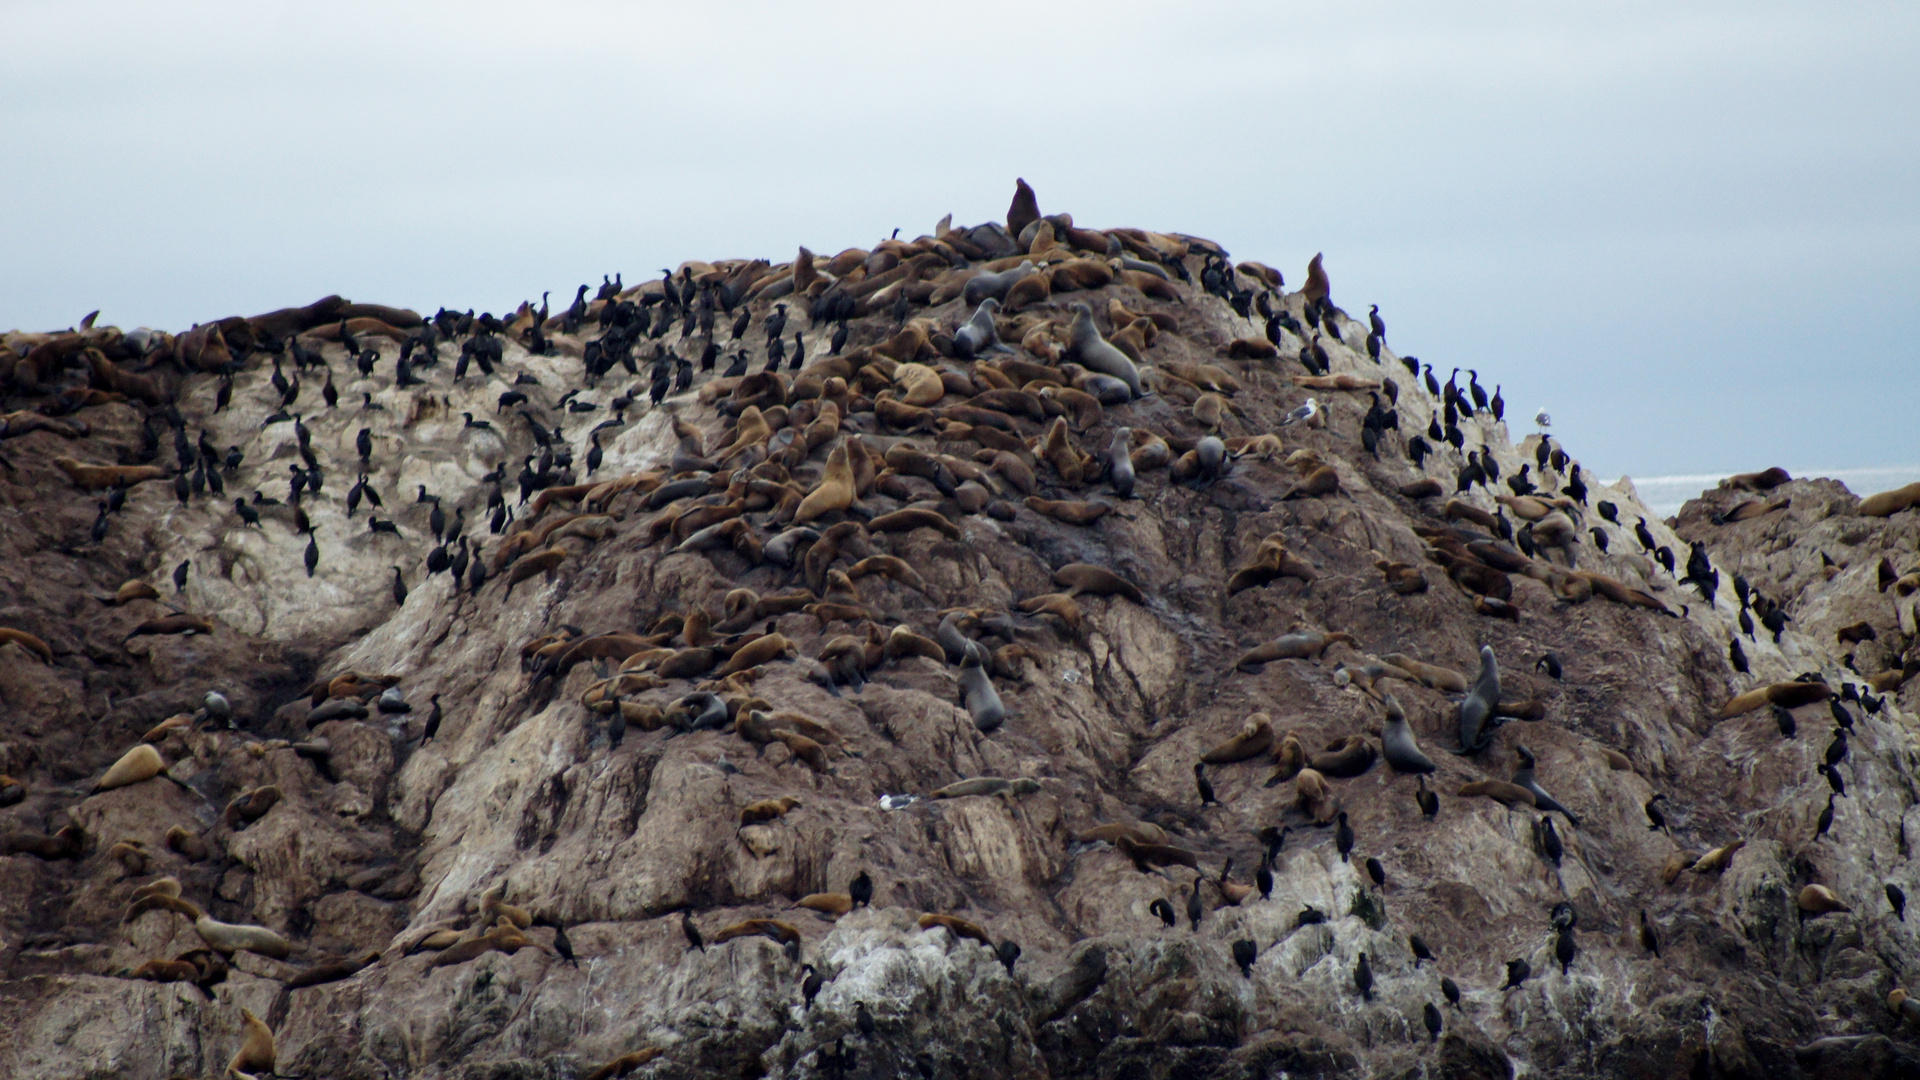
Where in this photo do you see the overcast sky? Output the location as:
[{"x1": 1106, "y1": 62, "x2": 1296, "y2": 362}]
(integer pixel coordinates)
[{"x1": 4, "y1": 2, "x2": 1915, "y2": 481}]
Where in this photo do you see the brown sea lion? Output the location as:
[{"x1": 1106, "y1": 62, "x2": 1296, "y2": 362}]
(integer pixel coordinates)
[{"x1": 1202, "y1": 713, "x2": 1275, "y2": 764}]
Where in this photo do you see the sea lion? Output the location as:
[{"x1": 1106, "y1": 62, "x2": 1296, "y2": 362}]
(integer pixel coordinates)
[
  {"x1": 1201, "y1": 713, "x2": 1274, "y2": 764},
  {"x1": 1066, "y1": 304, "x2": 1142, "y2": 397},
  {"x1": 124, "y1": 613, "x2": 215, "y2": 641},
  {"x1": 1266, "y1": 731, "x2": 1307, "y2": 784},
  {"x1": 959, "y1": 650, "x2": 1007, "y2": 731},
  {"x1": 1798, "y1": 884, "x2": 1852, "y2": 915},
  {"x1": 1690, "y1": 840, "x2": 1745, "y2": 875},
  {"x1": 1106, "y1": 427, "x2": 1136, "y2": 498},
  {"x1": 1309, "y1": 736, "x2": 1378, "y2": 778},
  {"x1": 793, "y1": 442, "x2": 857, "y2": 524},
  {"x1": 0, "y1": 627, "x2": 53, "y2": 664},
  {"x1": 1457, "y1": 780, "x2": 1535, "y2": 809},
  {"x1": 1074, "y1": 822, "x2": 1167, "y2": 846},
  {"x1": 1116, "y1": 834, "x2": 1203, "y2": 872},
  {"x1": 1858, "y1": 482, "x2": 1920, "y2": 518},
  {"x1": 772, "y1": 728, "x2": 830, "y2": 772},
  {"x1": 1053, "y1": 562, "x2": 1145, "y2": 603},
  {"x1": 918, "y1": 912, "x2": 995, "y2": 948},
  {"x1": 166, "y1": 825, "x2": 209, "y2": 861},
  {"x1": 1719, "y1": 680, "x2": 1832, "y2": 719},
  {"x1": 584, "y1": 1048, "x2": 664, "y2": 1080},
  {"x1": 1380, "y1": 694, "x2": 1437, "y2": 774},
  {"x1": 1511, "y1": 746, "x2": 1579, "y2": 824},
  {"x1": 868, "y1": 507, "x2": 961, "y2": 538},
  {"x1": 431, "y1": 921, "x2": 535, "y2": 967},
  {"x1": 125, "y1": 895, "x2": 291, "y2": 957},
  {"x1": 1025, "y1": 496, "x2": 1111, "y2": 525},
  {"x1": 1234, "y1": 631, "x2": 1355, "y2": 671},
  {"x1": 286, "y1": 951, "x2": 380, "y2": 989},
  {"x1": 1293, "y1": 768, "x2": 1338, "y2": 823},
  {"x1": 954, "y1": 298, "x2": 1011, "y2": 359},
  {"x1": 931, "y1": 777, "x2": 1041, "y2": 799},
  {"x1": 715, "y1": 632, "x2": 794, "y2": 677},
  {"x1": 1380, "y1": 653, "x2": 1469, "y2": 693},
  {"x1": 480, "y1": 882, "x2": 533, "y2": 930},
  {"x1": 230, "y1": 1008, "x2": 276, "y2": 1077},
  {"x1": 54, "y1": 457, "x2": 167, "y2": 490},
  {"x1": 1455, "y1": 645, "x2": 1501, "y2": 754},
  {"x1": 95, "y1": 744, "x2": 165, "y2": 792},
  {"x1": 504, "y1": 547, "x2": 567, "y2": 593},
  {"x1": 711, "y1": 918, "x2": 801, "y2": 946},
  {"x1": 964, "y1": 261, "x2": 1037, "y2": 306},
  {"x1": 797, "y1": 893, "x2": 854, "y2": 916},
  {"x1": 1225, "y1": 534, "x2": 1317, "y2": 594},
  {"x1": 1006, "y1": 178, "x2": 1040, "y2": 240}
]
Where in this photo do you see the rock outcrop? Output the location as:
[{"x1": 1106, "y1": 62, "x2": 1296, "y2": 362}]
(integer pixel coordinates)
[{"x1": 3, "y1": 184, "x2": 1919, "y2": 1079}]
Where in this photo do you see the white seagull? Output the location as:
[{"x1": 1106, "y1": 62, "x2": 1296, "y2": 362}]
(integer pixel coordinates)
[
  {"x1": 1280, "y1": 397, "x2": 1321, "y2": 428},
  {"x1": 1534, "y1": 409, "x2": 1552, "y2": 430}
]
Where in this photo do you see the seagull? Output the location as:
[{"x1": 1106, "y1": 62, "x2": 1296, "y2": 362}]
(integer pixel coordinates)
[
  {"x1": 1534, "y1": 409, "x2": 1552, "y2": 430},
  {"x1": 1279, "y1": 397, "x2": 1321, "y2": 428}
]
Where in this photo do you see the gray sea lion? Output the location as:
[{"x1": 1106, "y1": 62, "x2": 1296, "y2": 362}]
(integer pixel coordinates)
[
  {"x1": 1455, "y1": 645, "x2": 1501, "y2": 754},
  {"x1": 1511, "y1": 745, "x2": 1579, "y2": 824},
  {"x1": 960, "y1": 649, "x2": 1006, "y2": 731},
  {"x1": 1107, "y1": 427, "x2": 1136, "y2": 498},
  {"x1": 1380, "y1": 694, "x2": 1436, "y2": 774},
  {"x1": 954, "y1": 298, "x2": 1011, "y2": 359},
  {"x1": 1066, "y1": 304, "x2": 1142, "y2": 398}
]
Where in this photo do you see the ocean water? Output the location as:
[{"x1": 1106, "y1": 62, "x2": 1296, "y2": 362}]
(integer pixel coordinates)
[{"x1": 1606, "y1": 466, "x2": 1920, "y2": 520}]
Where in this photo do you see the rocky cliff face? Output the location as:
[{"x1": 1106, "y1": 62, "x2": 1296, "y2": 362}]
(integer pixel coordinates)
[{"x1": 4, "y1": 185, "x2": 1919, "y2": 1080}]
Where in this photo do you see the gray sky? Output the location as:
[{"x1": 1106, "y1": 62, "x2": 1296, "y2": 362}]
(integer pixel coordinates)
[{"x1": 5, "y1": 1, "x2": 1916, "y2": 481}]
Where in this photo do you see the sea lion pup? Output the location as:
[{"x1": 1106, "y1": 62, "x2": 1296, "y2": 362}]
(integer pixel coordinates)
[
  {"x1": 1455, "y1": 645, "x2": 1502, "y2": 754},
  {"x1": 1074, "y1": 821, "x2": 1168, "y2": 847},
  {"x1": 124, "y1": 613, "x2": 216, "y2": 641},
  {"x1": 1510, "y1": 746, "x2": 1579, "y2": 824},
  {"x1": 954, "y1": 298, "x2": 1011, "y2": 359},
  {"x1": 54, "y1": 457, "x2": 167, "y2": 490},
  {"x1": 94, "y1": 744, "x2": 166, "y2": 792},
  {"x1": 1065, "y1": 303, "x2": 1142, "y2": 398},
  {"x1": 1379, "y1": 694, "x2": 1437, "y2": 774},
  {"x1": 1457, "y1": 780, "x2": 1536, "y2": 810},
  {"x1": 1234, "y1": 630, "x2": 1356, "y2": 671},
  {"x1": 1718, "y1": 680, "x2": 1832, "y2": 720},
  {"x1": 1293, "y1": 768, "x2": 1338, "y2": 823},
  {"x1": 124, "y1": 895, "x2": 292, "y2": 958},
  {"x1": 930, "y1": 777, "x2": 1041, "y2": 799},
  {"x1": 1309, "y1": 735, "x2": 1378, "y2": 778},
  {"x1": 1053, "y1": 562, "x2": 1145, "y2": 604},
  {"x1": 1202, "y1": 713, "x2": 1274, "y2": 764},
  {"x1": 286, "y1": 950, "x2": 380, "y2": 989},
  {"x1": 230, "y1": 1008, "x2": 276, "y2": 1077},
  {"x1": 1115, "y1": 834, "x2": 1203, "y2": 872},
  {"x1": 958, "y1": 649, "x2": 1007, "y2": 732},
  {"x1": 585, "y1": 1048, "x2": 664, "y2": 1080},
  {"x1": 1225, "y1": 533, "x2": 1316, "y2": 594}
]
